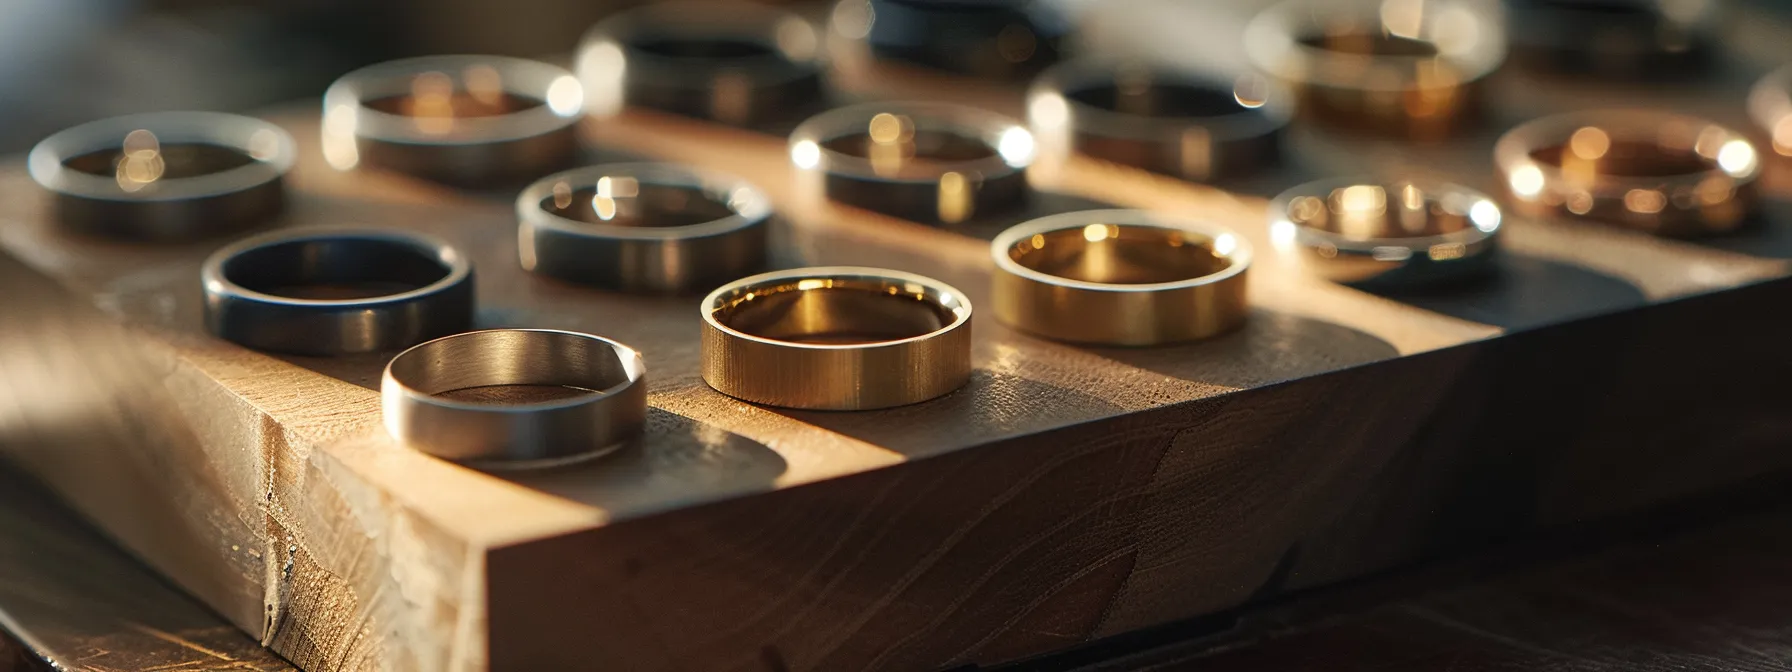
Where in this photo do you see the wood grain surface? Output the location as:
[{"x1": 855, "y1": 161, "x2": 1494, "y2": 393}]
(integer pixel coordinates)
[{"x1": 5, "y1": 2, "x2": 1792, "y2": 670}]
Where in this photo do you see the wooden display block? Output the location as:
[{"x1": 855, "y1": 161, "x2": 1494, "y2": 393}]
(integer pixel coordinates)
[{"x1": 5, "y1": 31, "x2": 1792, "y2": 670}]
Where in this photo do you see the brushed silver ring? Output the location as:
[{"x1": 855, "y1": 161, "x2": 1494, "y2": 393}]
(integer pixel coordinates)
[
  {"x1": 1269, "y1": 177, "x2": 1502, "y2": 289},
  {"x1": 382, "y1": 329, "x2": 648, "y2": 465},
  {"x1": 202, "y1": 227, "x2": 475, "y2": 355}
]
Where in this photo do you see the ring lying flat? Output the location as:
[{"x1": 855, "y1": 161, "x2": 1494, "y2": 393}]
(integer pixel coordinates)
[
  {"x1": 1749, "y1": 65, "x2": 1792, "y2": 159},
  {"x1": 1494, "y1": 110, "x2": 1760, "y2": 237},
  {"x1": 28, "y1": 112, "x2": 295, "y2": 241},
  {"x1": 322, "y1": 55, "x2": 584, "y2": 186},
  {"x1": 991, "y1": 210, "x2": 1250, "y2": 346},
  {"x1": 1505, "y1": 0, "x2": 1714, "y2": 79},
  {"x1": 831, "y1": 0, "x2": 1071, "y2": 80},
  {"x1": 517, "y1": 163, "x2": 771, "y2": 293},
  {"x1": 579, "y1": 1, "x2": 825, "y2": 128},
  {"x1": 1028, "y1": 60, "x2": 1293, "y2": 181},
  {"x1": 382, "y1": 329, "x2": 647, "y2": 465},
  {"x1": 203, "y1": 227, "x2": 475, "y2": 355},
  {"x1": 1244, "y1": 0, "x2": 1505, "y2": 140},
  {"x1": 1269, "y1": 178, "x2": 1501, "y2": 289},
  {"x1": 701, "y1": 267, "x2": 972, "y2": 410},
  {"x1": 790, "y1": 102, "x2": 1033, "y2": 225}
]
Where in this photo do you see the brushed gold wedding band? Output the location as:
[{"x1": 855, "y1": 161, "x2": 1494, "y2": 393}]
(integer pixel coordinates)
[
  {"x1": 992, "y1": 210, "x2": 1250, "y2": 346},
  {"x1": 1244, "y1": 0, "x2": 1505, "y2": 140},
  {"x1": 1269, "y1": 177, "x2": 1501, "y2": 289},
  {"x1": 1495, "y1": 110, "x2": 1760, "y2": 237},
  {"x1": 701, "y1": 267, "x2": 972, "y2": 410},
  {"x1": 382, "y1": 329, "x2": 647, "y2": 465},
  {"x1": 517, "y1": 163, "x2": 771, "y2": 293}
]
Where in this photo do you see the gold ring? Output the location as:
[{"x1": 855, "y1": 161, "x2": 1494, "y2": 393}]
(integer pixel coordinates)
[
  {"x1": 701, "y1": 267, "x2": 973, "y2": 410},
  {"x1": 1494, "y1": 110, "x2": 1761, "y2": 237},
  {"x1": 1269, "y1": 177, "x2": 1502, "y2": 289},
  {"x1": 1244, "y1": 0, "x2": 1505, "y2": 140},
  {"x1": 991, "y1": 210, "x2": 1250, "y2": 346}
]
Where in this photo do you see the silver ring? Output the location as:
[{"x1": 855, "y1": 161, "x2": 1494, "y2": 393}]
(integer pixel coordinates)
[
  {"x1": 578, "y1": 1, "x2": 825, "y2": 128},
  {"x1": 1028, "y1": 60, "x2": 1293, "y2": 181},
  {"x1": 789, "y1": 101, "x2": 1034, "y2": 225},
  {"x1": 202, "y1": 227, "x2": 475, "y2": 355},
  {"x1": 322, "y1": 55, "x2": 584, "y2": 186},
  {"x1": 28, "y1": 111, "x2": 295, "y2": 241},
  {"x1": 1270, "y1": 177, "x2": 1502, "y2": 289},
  {"x1": 517, "y1": 163, "x2": 771, "y2": 293},
  {"x1": 381, "y1": 329, "x2": 647, "y2": 465}
]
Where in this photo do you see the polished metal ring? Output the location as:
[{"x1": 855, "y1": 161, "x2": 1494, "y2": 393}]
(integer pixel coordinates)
[
  {"x1": 382, "y1": 329, "x2": 647, "y2": 465},
  {"x1": 1505, "y1": 0, "x2": 1715, "y2": 79},
  {"x1": 1269, "y1": 177, "x2": 1501, "y2": 289},
  {"x1": 321, "y1": 55, "x2": 584, "y2": 186},
  {"x1": 1494, "y1": 110, "x2": 1760, "y2": 237},
  {"x1": 202, "y1": 227, "x2": 475, "y2": 355},
  {"x1": 1028, "y1": 60, "x2": 1293, "y2": 181},
  {"x1": 517, "y1": 163, "x2": 771, "y2": 293},
  {"x1": 701, "y1": 266, "x2": 972, "y2": 410},
  {"x1": 991, "y1": 210, "x2": 1250, "y2": 346},
  {"x1": 790, "y1": 101, "x2": 1033, "y2": 225},
  {"x1": 579, "y1": 1, "x2": 825, "y2": 128},
  {"x1": 27, "y1": 112, "x2": 295, "y2": 241},
  {"x1": 1748, "y1": 64, "x2": 1792, "y2": 160},
  {"x1": 829, "y1": 0, "x2": 1071, "y2": 80},
  {"x1": 1244, "y1": 0, "x2": 1505, "y2": 139}
]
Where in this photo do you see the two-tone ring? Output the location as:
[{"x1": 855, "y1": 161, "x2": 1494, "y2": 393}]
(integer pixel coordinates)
[
  {"x1": 202, "y1": 227, "x2": 475, "y2": 355},
  {"x1": 518, "y1": 163, "x2": 771, "y2": 293},
  {"x1": 790, "y1": 102, "x2": 1034, "y2": 225},
  {"x1": 991, "y1": 210, "x2": 1251, "y2": 346},
  {"x1": 322, "y1": 55, "x2": 584, "y2": 186},
  {"x1": 701, "y1": 267, "x2": 972, "y2": 410},
  {"x1": 28, "y1": 112, "x2": 295, "y2": 241},
  {"x1": 1495, "y1": 110, "x2": 1760, "y2": 237},
  {"x1": 579, "y1": 1, "x2": 826, "y2": 128},
  {"x1": 1244, "y1": 0, "x2": 1505, "y2": 139},
  {"x1": 383, "y1": 329, "x2": 647, "y2": 465},
  {"x1": 1028, "y1": 60, "x2": 1293, "y2": 181},
  {"x1": 1269, "y1": 178, "x2": 1501, "y2": 289}
]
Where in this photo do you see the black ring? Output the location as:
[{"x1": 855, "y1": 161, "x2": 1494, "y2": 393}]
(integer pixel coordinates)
[
  {"x1": 790, "y1": 101, "x2": 1032, "y2": 225},
  {"x1": 1504, "y1": 0, "x2": 1715, "y2": 79},
  {"x1": 1028, "y1": 60, "x2": 1293, "y2": 181},
  {"x1": 838, "y1": 0, "x2": 1072, "y2": 80},
  {"x1": 322, "y1": 55, "x2": 584, "y2": 187},
  {"x1": 579, "y1": 1, "x2": 826, "y2": 129},
  {"x1": 517, "y1": 163, "x2": 772, "y2": 293},
  {"x1": 202, "y1": 228, "x2": 476, "y2": 355},
  {"x1": 27, "y1": 112, "x2": 294, "y2": 242}
]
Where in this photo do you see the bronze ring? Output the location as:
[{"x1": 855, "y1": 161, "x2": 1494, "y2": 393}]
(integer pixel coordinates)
[
  {"x1": 382, "y1": 329, "x2": 647, "y2": 466},
  {"x1": 1269, "y1": 177, "x2": 1501, "y2": 289},
  {"x1": 517, "y1": 162, "x2": 772, "y2": 293},
  {"x1": 27, "y1": 112, "x2": 294, "y2": 242},
  {"x1": 1748, "y1": 64, "x2": 1792, "y2": 160},
  {"x1": 790, "y1": 101, "x2": 1032, "y2": 225},
  {"x1": 1028, "y1": 59, "x2": 1293, "y2": 181},
  {"x1": 701, "y1": 267, "x2": 972, "y2": 410},
  {"x1": 202, "y1": 227, "x2": 476, "y2": 355},
  {"x1": 1505, "y1": 0, "x2": 1715, "y2": 79},
  {"x1": 1494, "y1": 110, "x2": 1760, "y2": 237},
  {"x1": 578, "y1": 1, "x2": 825, "y2": 129},
  {"x1": 991, "y1": 209, "x2": 1250, "y2": 346},
  {"x1": 322, "y1": 55, "x2": 584, "y2": 186},
  {"x1": 1244, "y1": 0, "x2": 1505, "y2": 140}
]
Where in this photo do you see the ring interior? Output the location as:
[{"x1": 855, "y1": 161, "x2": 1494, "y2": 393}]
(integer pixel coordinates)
[
  {"x1": 820, "y1": 113, "x2": 997, "y2": 179},
  {"x1": 1529, "y1": 136, "x2": 1717, "y2": 179},
  {"x1": 539, "y1": 180, "x2": 738, "y2": 227},
  {"x1": 391, "y1": 332, "x2": 633, "y2": 405},
  {"x1": 1298, "y1": 30, "x2": 1442, "y2": 58},
  {"x1": 1065, "y1": 78, "x2": 1267, "y2": 121},
  {"x1": 1009, "y1": 224, "x2": 1233, "y2": 285},
  {"x1": 223, "y1": 237, "x2": 451, "y2": 301},
  {"x1": 1284, "y1": 183, "x2": 1477, "y2": 240},
  {"x1": 712, "y1": 277, "x2": 959, "y2": 345},
  {"x1": 63, "y1": 143, "x2": 258, "y2": 183},
  {"x1": 627, "y1": 32, "x2": 783, "y2": 61}
]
